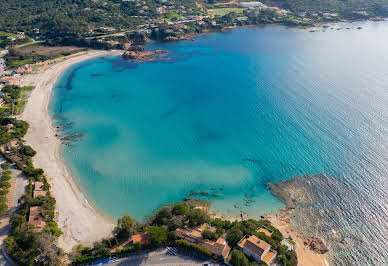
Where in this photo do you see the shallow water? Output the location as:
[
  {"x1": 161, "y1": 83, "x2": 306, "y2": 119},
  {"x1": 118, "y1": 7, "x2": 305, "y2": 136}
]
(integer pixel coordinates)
[{"x1": 50, "y1": 21, "x2": 388, "y2": 264}]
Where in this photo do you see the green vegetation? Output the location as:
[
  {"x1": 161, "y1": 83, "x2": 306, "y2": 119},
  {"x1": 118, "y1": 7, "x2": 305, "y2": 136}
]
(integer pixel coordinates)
[
  {"x1": 72, "y1": 198, "x2": 298, "y2": 265},
  {"x1": 223, "y1": 219, "x2": 297, "y2": 266},
  {"x1": 0, "y1": 82, "x2": 62, "y2": 265},
  {"x1": 208, "y1": 8, "x2": 245, "y2": 14},
  {"x1": 0, "y1": 85, "x2": 35, "y2": 116},
  {"x1": 0, "y1": 168, "x2": 12, "y2": 215}
]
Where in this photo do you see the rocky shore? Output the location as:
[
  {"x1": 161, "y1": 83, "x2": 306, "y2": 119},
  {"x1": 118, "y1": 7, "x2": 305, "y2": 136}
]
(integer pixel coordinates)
[{"x1": 122, "y1": 49, "x2": 167, "y2": 61}]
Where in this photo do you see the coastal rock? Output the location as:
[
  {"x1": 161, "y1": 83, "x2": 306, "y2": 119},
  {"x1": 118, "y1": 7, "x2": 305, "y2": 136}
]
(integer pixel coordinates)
[
  {"x1": 128, "y1": 45, "x2": 146, "y2": 52},
  {"x1": 305, "y1": 237, "x2": 329, "y2": 254},
  {"x1": 164, "y1": 35, "x2": 188, "y2": 42},
  {"x1": 122, "y1": 50, "x2": 167, "y2": 61}
]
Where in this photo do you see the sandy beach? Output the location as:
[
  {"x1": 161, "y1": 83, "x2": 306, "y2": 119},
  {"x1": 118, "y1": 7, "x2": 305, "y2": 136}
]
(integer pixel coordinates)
[
  {"x1": 265, "y1": 211, "x2": 331, "y2": 266},
  {"x1": 19, "y1": 50, "x2": 121, "y2": 252}
]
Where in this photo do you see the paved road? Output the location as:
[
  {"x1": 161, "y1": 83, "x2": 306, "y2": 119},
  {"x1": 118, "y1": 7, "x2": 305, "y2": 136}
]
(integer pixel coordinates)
[
  {"x1": 0, "y1": 156, "x2": 26, "y2": 266},
  {"x1": 108, "y1": 248, "x2": 221, "y2": 266},
  {"x1": 0, "y1": 50, "x2": 7, "y2": 76}
]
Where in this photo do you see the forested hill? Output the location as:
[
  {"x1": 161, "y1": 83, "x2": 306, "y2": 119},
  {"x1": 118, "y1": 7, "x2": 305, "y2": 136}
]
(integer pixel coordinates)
[
  {"x1": 285, "y1": 0, "x2": 388, "y2": 13},
  {"x1": 1, "y1": 0, "x2": 388, "y2": 37},
  {"x1": 0, "y1": 0, "x2": 200, "y2": 35}
]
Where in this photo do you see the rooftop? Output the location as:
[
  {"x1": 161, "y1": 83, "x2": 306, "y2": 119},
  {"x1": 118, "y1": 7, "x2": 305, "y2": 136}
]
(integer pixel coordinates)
[
  {"x1": 34, "y1": 181, "x2": 43, "y2": 191},
  {"x1": 130, "y1": 233, "x2": 150, "y2": 245},
  {"x1": 238, "y1": 235, "x2": 271, "y2": 256},
  {"x1": 28, "y1": 206, "x2": 46, "y2": 231},
  {"x1": 33, "y1": 190, "x2": 47, "y2": 198},
  {"x1": 262, "y1": 249, "x2": 277, "y2": 264}
]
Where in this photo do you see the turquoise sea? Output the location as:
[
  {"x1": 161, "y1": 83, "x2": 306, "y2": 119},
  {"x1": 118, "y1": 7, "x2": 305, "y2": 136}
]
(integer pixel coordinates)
[{"x1": 50, "y1": 21, "x2": 388, "y2": 264}]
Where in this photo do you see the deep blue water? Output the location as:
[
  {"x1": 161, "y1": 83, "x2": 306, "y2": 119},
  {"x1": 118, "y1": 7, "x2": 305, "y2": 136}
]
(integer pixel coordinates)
[{"x1": 50, "y1": 21, "x2": 388, "y2": 264}]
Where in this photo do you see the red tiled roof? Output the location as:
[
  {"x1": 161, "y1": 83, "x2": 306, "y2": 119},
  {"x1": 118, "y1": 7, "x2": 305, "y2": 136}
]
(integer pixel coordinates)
[
  {"x1": 33, "y1": 190, "x2": 47, "y2": 198},
  {"x1": 34, "y1": 182, "x2": 43, "y2": 190},
  {"x1": 243, "y1": 235, "x2": 271, "y2": 257},
  {"x1": 130, "y1": 233, "x2": 150, "y2": 245},
  {"x1": 28, "y1": 206, "x2": 46, "y2": 231}
]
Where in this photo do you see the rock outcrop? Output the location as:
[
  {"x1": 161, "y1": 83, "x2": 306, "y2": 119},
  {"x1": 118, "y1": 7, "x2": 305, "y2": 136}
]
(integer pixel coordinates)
[{"x1": 122, "y1": 49, "x2": 167, "y2": 61}]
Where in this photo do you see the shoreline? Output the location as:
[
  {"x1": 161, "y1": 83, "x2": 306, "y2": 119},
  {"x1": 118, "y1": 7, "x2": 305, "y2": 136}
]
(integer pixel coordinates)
[{"x1": 19, "y1": 50, "x2": 121, "y2": 252}]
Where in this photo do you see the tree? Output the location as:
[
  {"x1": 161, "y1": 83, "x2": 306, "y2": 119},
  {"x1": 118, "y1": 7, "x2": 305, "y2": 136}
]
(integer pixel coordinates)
[
  {"x1": 226, "y1": 226, "x2": 244, "y2": 247},
  {"x1": 166, "y1": 215, "x2": 184, "y2": 231},
  {"x1": 172, "y1": 203, "x2": 188, "y2": 215},
  {"x1": 114, "y1": 215, "x2": 135, "y2": 240},
  {"x1": 147, "y1": 225, "x2": 168, "y2": 246},
  {"x1": 187, "y1": 209, "x2": 210, "y2": 226},
  {"x1": 230, "y1": 249, "x2": 250, "y2": 266},
  {"x1": 202, "y1": 229, "x2": 217, "y2": 241},
  {"x1": 153, "y1": 206, "x2": 172, "y2": 225},
  {"x1": 0, "y1": 203, "x2": 7, "y2": 214}
]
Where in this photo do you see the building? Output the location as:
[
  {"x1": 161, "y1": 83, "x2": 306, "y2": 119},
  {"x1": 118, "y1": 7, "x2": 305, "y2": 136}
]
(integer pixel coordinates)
[
  {"x1": 176, "y1": 224, "x2": 231, "y2": 259},
  {"x1": 237, "y1": 235, "x2": 277, "y2": 265},
  {"x1": 34, "y1": 181, "x2": 43, "y2": 190},
  {"x1": 28, "y1": 206, "x2": 46, "y2": 231},
  {"x1": 200, "y1": 236, "x2": 231, "y2": 258},
  {"x1": 33, "y1": 181, "x2": 47, "y2": 198},
  {"x1": 281, "y1": 238, "x2": 295, "y2": 251},
  {"x1": 33, "y1": 190, "x2": 47, "y2": 198},
  {"x1": 129, "y1": 233, "x2": 150, "y2": 246}
]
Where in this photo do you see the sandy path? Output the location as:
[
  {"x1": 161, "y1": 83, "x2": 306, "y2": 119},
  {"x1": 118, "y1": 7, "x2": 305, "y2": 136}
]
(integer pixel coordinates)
[{"x1": 19, "y1": 50, "x2": 121, "y2": 252}]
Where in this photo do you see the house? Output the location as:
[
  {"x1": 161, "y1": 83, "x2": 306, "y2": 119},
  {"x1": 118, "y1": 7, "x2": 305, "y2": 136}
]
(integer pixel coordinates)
[
  {"x1": 33, "y1": 181, "x2": 47, "y2": 198},
  {"x1": 34, "y1": 181, "x2": 44, "y2": 190},
  {"x1": 28, "y1": 206, "x2": 46, "y2": 231},
  {"x1": 200, "y1": 235, "x2": 231, "y2": 259},
  {"x1": 33, "y1": 190, "x2": 47, "y2": 198},
  {"x1": 0, "y1": 76, "x2": 18, "y2": 86},
  {"x1": 175, "y1": 23, "x2": 188, "y2": 30},
  {"x1": 175, "y1": 226, "x2": 203, "y2": 243},
  {"x1": 5, "y1": 124, "x2": 14, "y2": 133},
  {"x1": 281, "y1": 238, "x2": 295, "y2": 251},
  {"x1": 237, "y1": 235, "x2": 277, "y2": 265},
  {"x1": 129, "y1": 233, "x2": 150, "y2": 246},
  {"x1": 175, "y1": 224, "x2": 231, "y2": 259},
  {"x1": 156, "y1": 7, "x2": 164, "y2": 14}
]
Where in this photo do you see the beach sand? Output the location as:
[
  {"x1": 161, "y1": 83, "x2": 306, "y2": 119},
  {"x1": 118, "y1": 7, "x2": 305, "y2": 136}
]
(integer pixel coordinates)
[
  {"x1": 19, "y1": 50, "x2": 121, "y2": 252},
  {"x1": 265, "y1": 210, "x2": 331, "y2": 266},
  {"x1": 211, "y1": 209, "x2": 330, "y2": 266}
]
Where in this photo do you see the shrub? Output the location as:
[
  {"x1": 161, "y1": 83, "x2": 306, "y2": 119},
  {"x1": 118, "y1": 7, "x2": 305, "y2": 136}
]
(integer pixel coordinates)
[
  {"x1": 22, "y1": 145, "x2": 36, "y2": 157},
  {"x1": 1, "y1": 163, "x2": 11, "y2": 170},
  {"x1": 175, "y1": 239, "x2": 212, "y2": 259}
]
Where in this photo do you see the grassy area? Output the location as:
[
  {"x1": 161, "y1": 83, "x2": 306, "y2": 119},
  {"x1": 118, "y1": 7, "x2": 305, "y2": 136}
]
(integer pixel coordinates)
[
  {"x1": 164, "y1": 10, "x2": 180, "y2": 20},
  {"x1": 208, "y1": 8, "x2": 245, "y2": 15},
  {"x1": 0, "y1": 31, "x2": 14, "y2": 37},
  {"x1": 8, "y1": 57, "x2": 34, "y2": 67}
]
